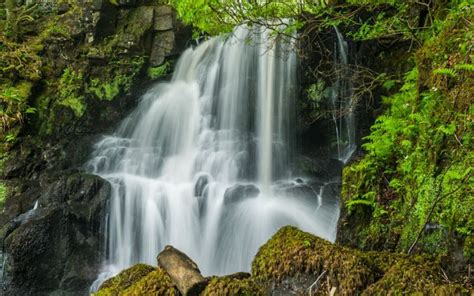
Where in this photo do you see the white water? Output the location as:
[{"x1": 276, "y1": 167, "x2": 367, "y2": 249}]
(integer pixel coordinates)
[
  {"x1": 331, "y1": 27, "x2": 356, "y2": 163},
  {"x1": 87, "y1": 25, "x2": 340, "y2": 283}
]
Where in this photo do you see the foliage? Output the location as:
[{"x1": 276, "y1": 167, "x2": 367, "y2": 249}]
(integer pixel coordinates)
[
  {"x1": 0, "y1": 81, "x2": 34, "y2": 133},
  {"x1": 147, "y1": 62, "x2": 171, "y2": 80},
  {"x1": 57, "y1": 67, "x2": 85, "y2": 117},
  {"x1": 166, "y1": 0, "x2": 328, "y2": 38},
  {"x1": 341, "y1": 0, "x2": 473, "y2": 262}
]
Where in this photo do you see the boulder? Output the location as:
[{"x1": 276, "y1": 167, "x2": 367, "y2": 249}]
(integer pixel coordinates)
[
  {"x1": 157, "y1": 245, "x2": 208, "y2": 296},
  {"x1": 252, "y1": 226, "x2": 468, "y2": 295},
  {"x1": 223, "y1": 184, "x2": 260, "y2": 205},
  {"x1": 150, "y1": 30, "x2": 175, "y2": 66},
  {"x1": 2, "y1": 174, "x2": 111, "y2": 295},
  {"x1": 95, "y1": 263, "x2": 157, "y2": 295}
]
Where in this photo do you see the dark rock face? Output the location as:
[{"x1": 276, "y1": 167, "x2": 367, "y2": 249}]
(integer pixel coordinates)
[
  {"x1": 223, "y1": 184, "x2": 260, "y2": 205},
  {"x1": 2, "y1": 174, "x2": 110, "y2": 296}
]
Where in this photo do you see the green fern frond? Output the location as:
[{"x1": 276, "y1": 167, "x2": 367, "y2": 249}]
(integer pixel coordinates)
[
  {"x1": 454, "y1": 63, "x2": 474, "y2": 72},
  {"x1": 433, "y1": 68, "x2": 457, "y2": 78}
]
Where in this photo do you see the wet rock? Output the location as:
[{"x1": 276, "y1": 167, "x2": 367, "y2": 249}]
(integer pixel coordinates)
[
  {"x1": 154, "y1": 5, "x2": 174, "y2": 31},
  {"x1": 224, "y1": 184, "x2": 260, "y2": 205},
  {"x1": 282, "y1": 184, "x2": 316, "y2": 199},
  {"x1": 150, "y1": 30, "x2": 175, "y2": 66},
  {"x1": 157, "y1": 245, "x2": 208, "y2": 296},
  {"x1": 194, "y1": 174, "x2": 209, "y2": 197},
  {"x1": 2, "y1": 174, "x2": 111, "y2": 295}
]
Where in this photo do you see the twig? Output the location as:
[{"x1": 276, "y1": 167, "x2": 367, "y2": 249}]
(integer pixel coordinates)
[{"x1": 308, "y1": 270, "x2": 327, "y2": 296}]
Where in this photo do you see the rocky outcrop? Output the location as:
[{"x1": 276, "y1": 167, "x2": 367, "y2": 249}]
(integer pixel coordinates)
[
  {"x1": 0, "y1": 1, "x2": 191, "y2": 295},
  {"x1": 1, "y1": 174, "x2": 110, "y2": 295}
]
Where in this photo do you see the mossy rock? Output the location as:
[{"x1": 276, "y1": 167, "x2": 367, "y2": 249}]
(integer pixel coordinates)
[
  {"x1": 252, "y1": 226, "x2": 471, "y2": 294},
  {"x1": 202, "y1": 276, "x2": 264, "y2": 296},
  {"x1": 122, "y1": 268, "x2": 179, "y2": 296},
  {"x1": 252, "y1": 226, "x2": 376, "y2": 294},
  {"x1": 94, "y1": 263, "x2": 156, "y2": 296},
  {"x1": 361, "y1": 257, "x2": 469, "y2": 295}
]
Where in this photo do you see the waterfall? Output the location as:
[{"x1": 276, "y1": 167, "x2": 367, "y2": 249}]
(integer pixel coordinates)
[
  {"x1": 331, "y1": 27, "x2": 356, "y2": 163},
  {"x1": 87, "y1": 25, "x2": 340, "y2": 282}
]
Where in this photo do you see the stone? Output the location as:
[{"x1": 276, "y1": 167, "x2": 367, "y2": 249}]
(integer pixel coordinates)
[
  {"x1": 157, "y1": 246, "x2": 208, "y2": 296},
  {"x1": 194, "y1": 174, "x2": 209, "y2": 197},
  {"x1": 224, "y1": 184, "x2": 260, "y2": 205},
  {"x1": 154, "y1": 14, "x2": 174, "y2": 31},
  {"x1": 149, "y1": 30, "x2": 175, "y2": 66},
  {"x1": 2, "y1": 174, "x2": 111, "y2": 295}
]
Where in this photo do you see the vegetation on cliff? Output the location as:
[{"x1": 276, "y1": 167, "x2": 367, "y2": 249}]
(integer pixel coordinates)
[{"x1": 338, "y1": 0, "x2": 473, "y2": 277}]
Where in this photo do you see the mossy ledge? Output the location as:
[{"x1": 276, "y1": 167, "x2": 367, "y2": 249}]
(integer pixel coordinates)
[{"x1": 94, "y1": 226, "x2": 469, "y2": 295}]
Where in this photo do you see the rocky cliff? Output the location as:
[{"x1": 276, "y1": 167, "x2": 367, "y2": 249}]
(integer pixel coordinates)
[{"x1": 0, "y1": 1, "x2": 190, "y2": 294}]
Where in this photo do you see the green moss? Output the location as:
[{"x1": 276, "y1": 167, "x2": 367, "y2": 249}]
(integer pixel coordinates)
[
  {"x1": 87, "y1": 77, "x2": 122, "y2": 101},
  {"x1": 254, "y1": 226, "x2": 469, "y2": 294},
  {"x1": 361, "y1": 256, "x2": 469, "y2": 295},
  {"x1": 93, "y1": 263, "x2": 156, "y2": 296},
  {"x1": 202, "y1": 276, "x2": 264, "y2": 296},
  {"x1": 252, "y1": 226, "x2": 376, "y2": 294},
  {"x1": 122, "y1": 268, "x2": 178, "y2": 295},
  {"x1": 147, "y1": 62, "x2": 171, "y2": 80},
  {"x1": 57, "y1": 67, "x2": 86, "y2": 117}
]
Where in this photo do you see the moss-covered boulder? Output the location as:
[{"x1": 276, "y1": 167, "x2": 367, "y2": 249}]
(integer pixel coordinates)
[
  {"x1": 94, "y1": 264, "x2": 157, "y2": 296},
  {"x1": 121, "y1": 268, "x2": 179, "y2": 296},
  {"x1": 252, "y1": 226, "x2": 376, "y2": 294},
  {"x1": 252, "y1": 226, "x2": 470, "y2": 295}
]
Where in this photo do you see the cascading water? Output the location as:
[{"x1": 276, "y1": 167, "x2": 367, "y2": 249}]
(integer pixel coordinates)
[
  {"x1": 330, "y1": 27, "x2": 356, "y2": 163},
  {"x1": 87, "y1": 25, "x2": 340, "y2": 286}
]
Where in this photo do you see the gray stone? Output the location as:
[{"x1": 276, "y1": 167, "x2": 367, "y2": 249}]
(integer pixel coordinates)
[
  {"x1": 224, "y1": 184, "x2": 260, "y2": 205},
  {"x1": 149, "y1": 30, "x2": 175, "y2": 66},
  {"x1": 154, "y1": 14, "x2": 174, "y2": 31}
]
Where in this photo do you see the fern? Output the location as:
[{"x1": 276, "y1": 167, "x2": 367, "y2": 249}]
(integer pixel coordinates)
[
  {"x1": 432, "y1": 68, "x2": 457, "y2": 77},
  {"x1": 454, "y1": 63, "x2": 474, "y2": 72},
  {"x1": 346, "y1": 198, "x2": 376, "y2": 213}
]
